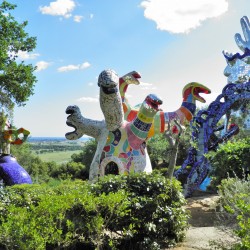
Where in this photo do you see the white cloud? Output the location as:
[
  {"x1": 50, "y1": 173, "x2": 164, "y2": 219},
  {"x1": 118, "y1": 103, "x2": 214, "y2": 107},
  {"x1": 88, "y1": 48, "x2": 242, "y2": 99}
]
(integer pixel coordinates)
[
  {"x1": 36, "y1": 61, "x2": 51, "y2": 72},
  {"x1": 80, "y1": 62, "x2": 91, "y2": 69},
  {"x1": 74, "y1": 15, "x2": 83, "y2": 22},
  {"x1": 77, "y1": 97, "x2": 98, "y2": 103},
  {"x1": 57, "y1": 62, "x2": 91, "y2": 72},
  {"x1": 90, "y1": 14, "x2": 94, "y2": 19},
  {"x1": 140, "y1": 0, "x2": 228, "y2": 34},
  {"x1": 17, "y1": 51, "x2": 40, "y2": 60},
  {"x1": 39, "y1": 0, "x2": 76, "y2": 18},
  {"x1": 88, "y1": 82, "x2": 94, "y2": 86},
  {"x1": 140, "y1": 81, "x2": 157, "y2": 90}
]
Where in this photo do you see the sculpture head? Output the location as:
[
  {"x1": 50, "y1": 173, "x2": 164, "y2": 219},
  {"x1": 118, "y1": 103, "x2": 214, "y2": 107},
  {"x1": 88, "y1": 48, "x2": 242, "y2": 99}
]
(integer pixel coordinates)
[
  {"x1": 126, "y1": 94, "x2": 163, "y2": 150},
  {"x1": 98, "y1": 69, "x2": 119, "y2": 89},
  {"x1": 140, "y1": 94, "x2": 163, "y2": 117},
  {"x1": 119, "y1": 71, "x2": 141, "y2": 85},
  {"x1": 182, "y1": 82, "x2": 211, "y2": 103},
  {"x1": 223, "y1": 16, "x2": 250, "y2": 83}
]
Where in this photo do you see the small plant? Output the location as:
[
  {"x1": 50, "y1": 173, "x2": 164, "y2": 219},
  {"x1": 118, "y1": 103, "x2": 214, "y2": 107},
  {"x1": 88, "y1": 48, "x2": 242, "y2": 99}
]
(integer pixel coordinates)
[{"x1": 216, "y1": 177, "x2": 250, "y2": 249}]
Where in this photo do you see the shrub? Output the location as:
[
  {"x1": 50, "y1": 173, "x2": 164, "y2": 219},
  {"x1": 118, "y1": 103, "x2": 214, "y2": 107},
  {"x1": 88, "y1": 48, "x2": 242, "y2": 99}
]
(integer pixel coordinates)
[
  {"x1": 207, "y1": 137, "x2": 250, "y2": 189},
  {"x1": 91, "y1": 171, "x2": 189, "y2": 249},
  {"x1": 0, "y1": 172, "x2": 189, "y2": 249},
  {"x1": 217, "y1": 177, "x2": 250, "y2": 249}
]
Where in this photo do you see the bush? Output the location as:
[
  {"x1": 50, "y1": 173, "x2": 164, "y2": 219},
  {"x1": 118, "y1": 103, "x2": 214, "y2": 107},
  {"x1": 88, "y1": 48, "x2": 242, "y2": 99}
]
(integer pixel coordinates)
[
  {"x1": 91, "y1": 171, "x2": 189, "y2": 249},
  {"x1": 207, "y1": 137, "x2": 250, "y2": 189},
  {"x1": 0, "y1": 172, "x2": 189, "y2": 249},
  {"x1": 217, "y1": 177, "x2": 250, "y2": 249},
  {"x1": 50, "y1": 161, "x2": 88, "y2": 180}
]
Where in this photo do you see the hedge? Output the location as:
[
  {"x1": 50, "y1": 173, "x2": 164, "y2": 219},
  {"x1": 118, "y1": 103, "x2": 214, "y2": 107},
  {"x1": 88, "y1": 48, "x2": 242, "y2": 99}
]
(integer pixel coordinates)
[{"x1": 0, "y1": 171, "x2": 189, "y2": 249}]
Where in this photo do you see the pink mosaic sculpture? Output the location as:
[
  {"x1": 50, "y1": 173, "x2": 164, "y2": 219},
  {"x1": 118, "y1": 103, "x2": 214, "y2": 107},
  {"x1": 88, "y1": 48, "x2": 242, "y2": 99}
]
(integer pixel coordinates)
[
  {"x1": 66, "y1": 69, "x2": 210, "y2": 180},
  {"x1": 66, "y1": 69, "x2": 162, "y2": 180},
  {"x1": 120, "y1": 78, "x2": 211, "y2": 138}
]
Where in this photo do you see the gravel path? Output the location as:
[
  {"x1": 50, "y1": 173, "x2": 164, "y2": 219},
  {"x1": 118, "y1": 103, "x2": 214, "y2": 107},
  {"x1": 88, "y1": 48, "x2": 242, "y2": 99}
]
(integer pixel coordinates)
[{"x1": 167, "y1": 193, "x2": 238, "y2": 250}]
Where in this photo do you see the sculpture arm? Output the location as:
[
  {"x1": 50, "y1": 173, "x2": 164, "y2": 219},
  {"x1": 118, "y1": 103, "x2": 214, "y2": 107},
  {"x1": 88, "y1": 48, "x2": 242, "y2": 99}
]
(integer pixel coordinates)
[
  {"x1": 65, "y1": 105, "x2": 106, "y2": 140},
  {"x1": 235, "y1": 16, "x2": 250, "y2": 51}
]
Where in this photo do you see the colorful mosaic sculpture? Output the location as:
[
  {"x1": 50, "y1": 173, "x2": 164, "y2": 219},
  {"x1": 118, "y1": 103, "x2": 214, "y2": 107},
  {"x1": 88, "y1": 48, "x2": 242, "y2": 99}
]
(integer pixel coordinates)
[
  {"x1": 175, "y1": 16, "x2": 250, "y2": 197},
  {"x1": 66, "y1": 70, "x2": 210, "y2": 180},
  {"x1": 120, "y1": 79, "x2": 211, "y2": 137},
  {"x1": 66, "y1": 70, "x2": 162, "y2": 180},
  {"x1": 0, "y1": 122, "x2": 32, "y2": 185}
]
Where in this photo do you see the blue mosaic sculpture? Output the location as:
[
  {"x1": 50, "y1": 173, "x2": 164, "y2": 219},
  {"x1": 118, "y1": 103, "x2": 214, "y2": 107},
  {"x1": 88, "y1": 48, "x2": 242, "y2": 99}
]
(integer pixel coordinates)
[
  {"x1": 0, "y1": 116, "x2": 32, "y2": 186},
  {"x1": 175, "y1": 16, "x2": 250, "y2": 197},
  {"x1": 0, "y1": 155, "x2": 32, "y2": 185}
]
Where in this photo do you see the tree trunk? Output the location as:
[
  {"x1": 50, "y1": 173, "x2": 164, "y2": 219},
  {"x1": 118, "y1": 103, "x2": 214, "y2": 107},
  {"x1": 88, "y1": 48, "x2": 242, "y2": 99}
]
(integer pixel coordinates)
[
  {"x1": 165, "y1": 120, "x2": 183, "y2": 179},
  {"x1": 0, "y1": 112, "x2": 11, "y2": 155},
  {"x1": 0, "y1": 131, "x2": 10, "y2": 154},
  {"x1": 167, "y1": 143, "x2": 179, "y2": 179}
]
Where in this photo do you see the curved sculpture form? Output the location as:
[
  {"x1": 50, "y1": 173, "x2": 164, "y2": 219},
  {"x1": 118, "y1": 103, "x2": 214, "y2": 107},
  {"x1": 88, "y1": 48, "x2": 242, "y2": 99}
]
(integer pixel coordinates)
[
  {"x1": 176, "y1": 16, "x2": 250, "y2": 197},
  {"x1": 0, "y1": 125, "x2": 32, "y2": 185},
  {"x1": 3, "y1": 127, "x2": 30, "y2": 145},
  {"x1": 66, "y1": 70, "x2": 211, "y2": 180},
  {"x1": 0, "y1": 155, "x2": 32, "y2": 185},
  {"x1": 65, "y1": 71, "x2": 142, "y2": 180},
  {"x1": 66, "y1": 70, "x2": 162, "y2": 180},
  {"x1": 120, "y1": 80, "x2": 211, "y2": 138}
]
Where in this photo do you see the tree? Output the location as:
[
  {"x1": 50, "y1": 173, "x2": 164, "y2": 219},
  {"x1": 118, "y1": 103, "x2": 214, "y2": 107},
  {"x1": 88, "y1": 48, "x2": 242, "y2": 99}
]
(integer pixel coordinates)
[
  {"x1": 165, "y1": 120, "x2": 185, "y2": 178},
  {"x1": 0, "y1": 1, "x2": 37, "y2": 153},
  {"x1": 147, "y1": 122, "x2": 192, "y2": 174},
  {"x1": 71, "y1": 139, "x2": 97, "y2": 166},
  {"x1": 0, "y1": 1, "x2": 37, "y2": 110},
  {"x1": 147, "y1": 134, "x2": 169, "y2": 168},
  {"x1": 70, "y1": 139, "x2": 98, "y2": 179}
]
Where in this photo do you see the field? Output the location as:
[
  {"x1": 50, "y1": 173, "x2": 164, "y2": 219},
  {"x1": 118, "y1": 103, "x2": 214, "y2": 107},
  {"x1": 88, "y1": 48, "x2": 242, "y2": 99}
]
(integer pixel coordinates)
[
  {"x1": 38, "y1": 150, "x2": 82, "y2": 164},
  {"x1": 29, "y1": 137, "x2": 88, "y2": 164}
]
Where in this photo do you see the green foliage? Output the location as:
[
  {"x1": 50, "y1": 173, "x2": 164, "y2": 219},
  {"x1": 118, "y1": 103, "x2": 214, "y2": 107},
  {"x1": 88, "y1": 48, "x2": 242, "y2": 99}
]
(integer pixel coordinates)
[
  {"x1": 207, "y1": 137, "x2": 250, "y2": 189},
  {"x1": 0, "y1": 172, "x2": 189, "y2": 249},
  {"x1": 217, "y1": 177, "x2": 250, "y2": 249},
  {"x1": 71, "y1": 139, "x2": 97, "y2": 168},
  {"x1": 10, "y1": 142, "x2": 90, "y2": 183},
  {"x1": 0, "y1": 1, "x2": 37, "y2": 111},
  {"x1": 147, "y1": 134, "x2": 169, "y2": 168},
  {"x1": 147, "y1": 125, "x2": 191, "y2": 169},
  {"x1": 49, "y1": 139, "x2": 98, "y2": 181},
  {"x1": 87, "y1": 171, "x2": 189, "y2": 249},
  {"x1": 51, "y1": 161, "x2": 88, "y2": 180}
]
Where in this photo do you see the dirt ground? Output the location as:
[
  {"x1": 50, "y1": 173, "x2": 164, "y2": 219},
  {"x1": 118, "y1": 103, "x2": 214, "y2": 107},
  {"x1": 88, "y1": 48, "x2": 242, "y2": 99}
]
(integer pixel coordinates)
[{"x1": 167, "y1": 191, "x2": 238, "y2": 250}]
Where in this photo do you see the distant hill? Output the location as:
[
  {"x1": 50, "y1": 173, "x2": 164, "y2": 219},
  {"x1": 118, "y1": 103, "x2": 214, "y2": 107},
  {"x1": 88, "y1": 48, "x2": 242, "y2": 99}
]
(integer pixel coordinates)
[{"x1": 28, "y1": 137, "x2": 90, "y2": 143}]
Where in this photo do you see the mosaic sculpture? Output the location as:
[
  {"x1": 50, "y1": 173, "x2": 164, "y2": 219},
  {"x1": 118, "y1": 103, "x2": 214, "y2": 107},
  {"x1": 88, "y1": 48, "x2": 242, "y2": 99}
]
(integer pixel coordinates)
[
  {"x1": 66, "y1": 70, "x2": 159, "y2": 180},
  {"x1": 120, "y1": 79, "x2": 211, "y2": 137},
  {"x1": 66, "y1": 70, "x2": 210, "y2": 180},
  {"x1": 0, "y1": 117, "x2": 32, "y2": 185},
  {"x1": 99, "y1": 70, "x2": 163, "y2": 176},
  {"x1": 175, "y1": 16, "x2": 250, "y2": 197}
]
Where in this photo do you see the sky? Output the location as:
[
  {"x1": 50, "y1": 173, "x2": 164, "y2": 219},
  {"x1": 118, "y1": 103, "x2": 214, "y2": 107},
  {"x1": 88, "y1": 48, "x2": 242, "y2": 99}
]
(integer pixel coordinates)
[{"x1": 10, "y1": 0, "x2": 250, "y2": 137}]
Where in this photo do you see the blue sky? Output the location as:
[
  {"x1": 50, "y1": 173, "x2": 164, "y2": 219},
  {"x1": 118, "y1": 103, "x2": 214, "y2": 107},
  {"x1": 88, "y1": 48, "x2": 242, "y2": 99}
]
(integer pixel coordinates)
[{"x1": 11, "y1": 0, "x2": 250, "y2": 137}]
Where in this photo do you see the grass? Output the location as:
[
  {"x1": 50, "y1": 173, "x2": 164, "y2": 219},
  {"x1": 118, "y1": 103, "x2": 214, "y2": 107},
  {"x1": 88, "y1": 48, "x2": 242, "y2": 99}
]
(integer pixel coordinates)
[{"x1": 35, "y1": 150, "x2": 82, "y2": 164}]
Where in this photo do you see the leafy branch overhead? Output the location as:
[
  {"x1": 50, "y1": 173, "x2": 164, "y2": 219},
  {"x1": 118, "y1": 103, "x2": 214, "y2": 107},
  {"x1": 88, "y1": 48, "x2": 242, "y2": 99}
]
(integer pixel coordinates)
[{"x1": 0, "y1": 1, "x2": 37, "y2": 111}]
